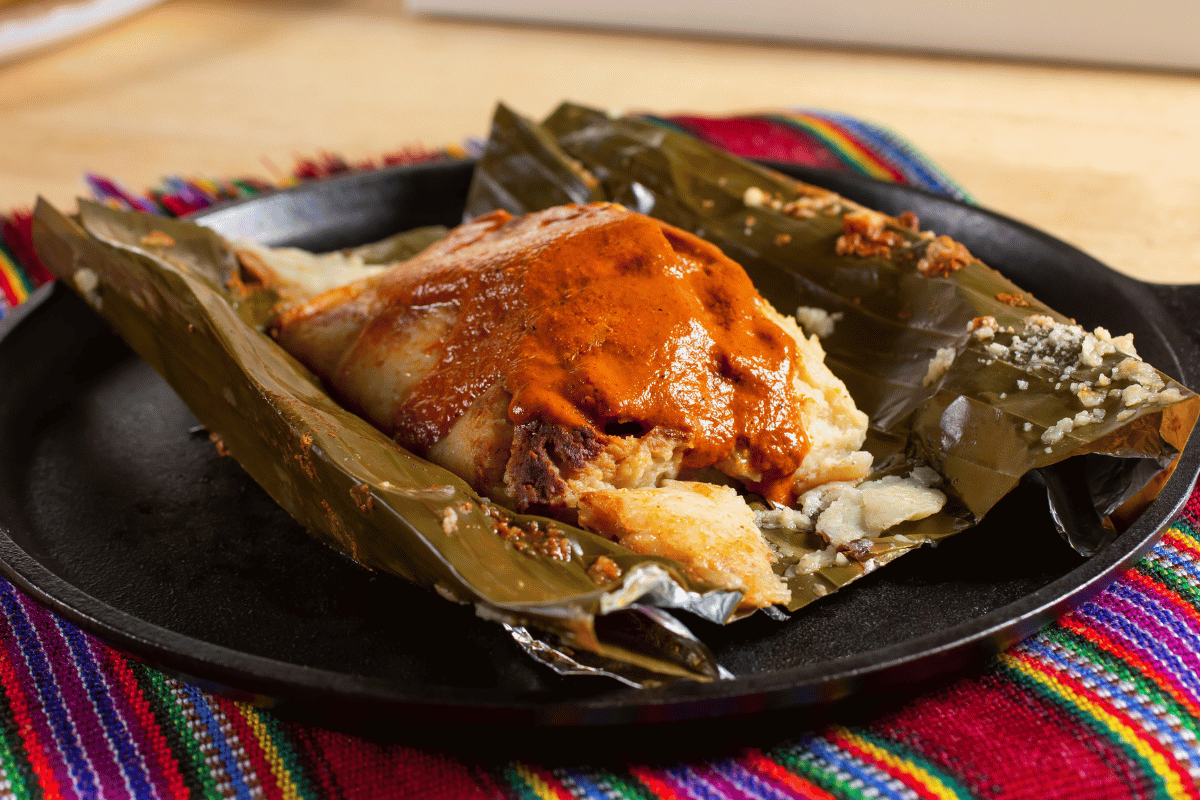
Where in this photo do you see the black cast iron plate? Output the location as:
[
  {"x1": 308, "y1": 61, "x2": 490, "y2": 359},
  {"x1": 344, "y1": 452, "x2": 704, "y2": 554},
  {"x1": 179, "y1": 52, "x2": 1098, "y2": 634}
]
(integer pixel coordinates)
[{"x1": 1, "y1": 160, "x2": 1199, "y2": 731}]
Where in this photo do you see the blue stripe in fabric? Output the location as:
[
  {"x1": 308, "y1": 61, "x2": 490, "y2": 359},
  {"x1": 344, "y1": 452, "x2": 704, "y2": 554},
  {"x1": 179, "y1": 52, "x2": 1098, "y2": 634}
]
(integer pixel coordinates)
[
  {"x1": 809, "y1": 110, "x2": 970, "y2": 201},
  {"x1": 1148, "y1": 543, "x2": 1200, "y2": 582},
  {"x1": 178, "y1": 682, "x2": 255, "y2": 800},
  {"x1": 794, "y1": 735, "x2": 912, "y2": 800},
  {"x1": 551, "y1": 766, "x2": 619, "y2": 800},
  {"x1": 1149, "y1": 545, "x2": 1200, "y2": 584},
  {"x1": 0, "y1": 582, "x2": 100, "y2": 799},
  {"x1": 1023, "y1": 638, "x2": 1199, "y2": 757},
  {"x1": 1077, "y1": 602, "x2": 1200, "y2": 700},
  {"x1": 717, "y1": 760, "x2": 797, "y2": 800},
  {"x1": 164, "y1": 176, "x2": 216, "y2": 208},
  {"x1": 1111, "y1": 580, "x2": 1200, "y2": 650},
  {"x1": 58, "y1": 622, "x2": 154, "y2": 799},
  {"x1": 665, "y1": 765, "x2": 729, "y2": 800}
]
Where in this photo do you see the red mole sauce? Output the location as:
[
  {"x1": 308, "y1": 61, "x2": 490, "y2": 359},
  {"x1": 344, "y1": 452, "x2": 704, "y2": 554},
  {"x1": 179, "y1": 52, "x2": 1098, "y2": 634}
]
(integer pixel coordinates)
[{"x1": 381, "y1": 203, "x2": 808, "y2": 499}]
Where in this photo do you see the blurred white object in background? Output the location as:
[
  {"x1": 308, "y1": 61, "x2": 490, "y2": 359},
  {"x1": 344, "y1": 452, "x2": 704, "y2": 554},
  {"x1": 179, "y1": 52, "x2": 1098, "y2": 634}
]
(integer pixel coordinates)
[
  {"x1": 407, "y1": 0, "x2": 1200, "y2": 71},
  {"x1": 0, "y1": 0, "x2": 161, "y2": 63}
]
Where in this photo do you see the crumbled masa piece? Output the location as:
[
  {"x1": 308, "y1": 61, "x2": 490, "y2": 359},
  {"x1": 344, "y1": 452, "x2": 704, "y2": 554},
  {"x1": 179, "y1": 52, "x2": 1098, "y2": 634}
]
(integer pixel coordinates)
[
  {"x1": 759, "y1": 470, "x2": 946, "y2": 575},
  {"x1": 836, "y1": 209, "x2": 903, "y2": 258},
  {"x1": 350, "y1": 483, "x2": 374, "y2": 513},
  {"x1": 923, "y1": 347, "x2": 957, "y2": 387},
  {"x1": 814, "y1": 474, "x2": 946, "y2": 552},
  {"x1": 796, "y1": 546, "x2": 838, "y2": 574},
  {"x1": 969, "y1": 315, "x2": 1000, "y2": 340},
  {"x1": 586, "y1": 555, "x2": 623, "y2": 585},
  {"x1": 795, "y1": 305, "x2": 843, "y2": 339},
  {"x1": 997, "y1": 292, "x2": 1029, "y2": 307},
  {"x1": 917, "y1": 235, "x2": 972, "y2": 277},
  {"x1": 482, "y1": 504, "x2": 572, "y2": 561},
  {"x1": 743, "y1": 187, "x2": 771, "y2": 208},
  {"x1": 209, "y1": 432, "x2": 230, "y2": 457},
  {"x1": 73, "y1": 267, "x2": 102, "y2": 309},
  {"x1": 139, "y1": 230, "x2": 175, "y2": 248},
  {"x1": 743, "y1": 186, "x2": 839, "y2": 219}
]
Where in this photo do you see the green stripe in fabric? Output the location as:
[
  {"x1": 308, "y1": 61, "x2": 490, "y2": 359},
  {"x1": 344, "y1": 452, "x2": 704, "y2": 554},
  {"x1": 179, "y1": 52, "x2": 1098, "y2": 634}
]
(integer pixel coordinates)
[
  {"x1": 500, "y1": 762, "x2": 544, "y2": 800},
  {"x1": 636, "y1": 115, "x2": 698, "y2": 138},
  {"x1": 254, "y1": 711, "x2": 320, "y2": 800},
  {"x1": 581, "y1": 766, "x2": 657, "y2": 800},
  {"x1": 847, "y1": 728, "x2": 976, "y2": 798},
  {"x1": 998, "y1": 659, "x2": 1169, "y2": 799},
  {"x1": 0, "y1": 685, "x2": 36, "y2": 800},
  {"x1": 276, "y1": 726, "x2": 342, "y2": 800},
  {"x1": 230, "y1": 180, "x2": 264, "y2": 198},
  {"x1": 1137, "y1": 559, "x2": 1200, "y2": 613},
  {"x1": 1041, "y1": 625, "x2": 1200, "y2": 741},
  {"x1": 1170, "y1": 516, "x2": 1200, "y2": 546},
  {"x1": 770, "y1": 743, "x2": 871, "y2": 799},
  {"x1": 136, "y1": 666, "x2": 224, "y2": 800}
]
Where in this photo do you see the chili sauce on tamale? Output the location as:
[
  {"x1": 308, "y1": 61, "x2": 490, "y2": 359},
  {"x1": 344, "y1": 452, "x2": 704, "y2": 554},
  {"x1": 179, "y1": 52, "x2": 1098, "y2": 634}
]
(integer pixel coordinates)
[{"x1": 269, "y1": 202, "x2": 872, "y2": 608}]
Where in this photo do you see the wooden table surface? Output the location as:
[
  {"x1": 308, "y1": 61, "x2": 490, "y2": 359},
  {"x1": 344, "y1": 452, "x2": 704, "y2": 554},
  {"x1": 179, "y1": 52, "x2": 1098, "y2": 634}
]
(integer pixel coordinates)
[{"x1": 1, "y1": 0, "x2": 1197, "y2": 284}]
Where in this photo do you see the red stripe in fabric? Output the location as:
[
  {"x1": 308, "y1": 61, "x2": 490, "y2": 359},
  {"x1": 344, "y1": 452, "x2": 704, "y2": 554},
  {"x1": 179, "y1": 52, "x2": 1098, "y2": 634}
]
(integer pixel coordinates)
[
  {"x1": 0, "y1": 268, "x2": 20, "y2": 308},
  {"x1": 872, "y1": 672, "x2": 1149, "y2": 799},
  {"x1": 823, "y1": 729, "x2": 946, "y2": 800},
  {"x1": 1162, "y1": 527, "x2": 1200, "y2": 560},
  {"x1": 2, "y1": 211, "x2": 53, "y2": 286},
  {"x1": 286, "y1": 726, "x2": 343, "y2": 800},
  {"x1": 91, "y1": 644, "x2": 191, "y2": 800},
  {"x1": 627, "y1": 765, "x2": 684, "y2": 800},
  {"x1": 1125, "y1": 569, "x2": 1200, "y2": 641},
  {"x1": 691, "y1": 762, "x2": 758, "y2": 800},
  {"x1": 664, "y1": 116, "x2": 846, "y2": 172},
  {"x1": 1007, "y1": 648, "x2": 1199, "y2": 799},
  {"x1": 0, "y1": 609, "x2": 73, "y2": 799},
  {"x1": 288, "y1": 726, "x2": 493, "y2": 800},
  {"x1": 741, "y1": 750, "x2": 838, "y2": 800},
  {"x1": 1059, "y1": 616, "x2": 1200, "y2": 720},
  {"x1": 780, "y1": 113, "x2": 907, "y2": 183}
]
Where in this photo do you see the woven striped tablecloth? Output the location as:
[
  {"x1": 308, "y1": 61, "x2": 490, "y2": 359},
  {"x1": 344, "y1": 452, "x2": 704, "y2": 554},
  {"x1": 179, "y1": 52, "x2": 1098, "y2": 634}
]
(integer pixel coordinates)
[{"x1": 1, "y1": 111, "x2": 1199, "y2": 799}]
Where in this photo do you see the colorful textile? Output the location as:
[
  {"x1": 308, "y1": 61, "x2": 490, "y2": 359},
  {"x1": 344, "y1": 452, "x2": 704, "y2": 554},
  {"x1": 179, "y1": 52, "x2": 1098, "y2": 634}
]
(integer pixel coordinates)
[{"x1": 1, "y1": 111, "x2": 1198, "y2": 799}]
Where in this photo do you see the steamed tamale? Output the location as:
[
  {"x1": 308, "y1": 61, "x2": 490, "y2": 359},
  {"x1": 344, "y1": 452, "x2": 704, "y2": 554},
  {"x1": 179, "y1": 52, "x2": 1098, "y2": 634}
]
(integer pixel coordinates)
[{"x1": 29, "y1": 101, "x2": 1199, "y2": 685}]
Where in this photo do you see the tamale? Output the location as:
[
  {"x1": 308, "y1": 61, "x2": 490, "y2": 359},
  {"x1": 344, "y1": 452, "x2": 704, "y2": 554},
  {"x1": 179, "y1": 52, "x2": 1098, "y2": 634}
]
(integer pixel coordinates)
[{"x1": 29, "y1": 101, "x2": 1199, "y2": 685}]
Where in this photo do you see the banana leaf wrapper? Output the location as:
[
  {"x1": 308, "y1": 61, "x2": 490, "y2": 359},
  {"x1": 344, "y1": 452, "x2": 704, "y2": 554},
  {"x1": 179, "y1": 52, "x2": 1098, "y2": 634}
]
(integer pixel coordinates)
[
  {"x1": 467, "y1": 102, "x2": 1200, "y2": 604},
  {"x1": 32, "y1": 200, "x2": 747, "y2": 686}
]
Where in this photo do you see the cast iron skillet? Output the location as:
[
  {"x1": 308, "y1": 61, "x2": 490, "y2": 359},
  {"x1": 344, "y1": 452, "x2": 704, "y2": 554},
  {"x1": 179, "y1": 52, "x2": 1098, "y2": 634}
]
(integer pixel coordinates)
[{"x1": 1, "y1": 160, "x2": 1199, "y2": 735}]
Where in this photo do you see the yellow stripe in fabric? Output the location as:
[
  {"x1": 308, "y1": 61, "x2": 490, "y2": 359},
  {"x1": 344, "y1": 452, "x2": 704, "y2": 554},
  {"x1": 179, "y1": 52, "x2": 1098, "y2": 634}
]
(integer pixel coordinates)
[
  {"x1": 192, "y1": 177, "x2": 223, "y2": 197},
  {"x1": 1163, "y1": 527, "x2": 1200, "y2": 558},
  {"x1": 830, "y1": 727, "x2": 962, "y2": 800},
  {"x1": 0, "y1": 250, "x2": 28, "y2": 305},
  {"x1": 1001, "y1": 651, "x2": 1194, "y2": 800},
  {"x1": 235, "y1": 705, "x2": 305, "y2": 800},
  {"x1": 513, "y1": 762, "x2": 566, "y2": 800},
  {"x1": 789, "y1": 113, "x2": 894, "y2": 181}
]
